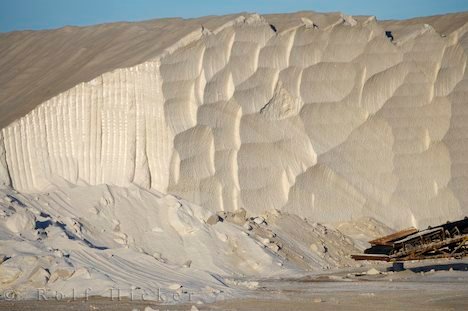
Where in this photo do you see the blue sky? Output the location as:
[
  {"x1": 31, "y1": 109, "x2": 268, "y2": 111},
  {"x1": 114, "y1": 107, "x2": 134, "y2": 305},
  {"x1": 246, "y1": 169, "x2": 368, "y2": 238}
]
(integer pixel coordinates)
[{"x1": 1, "y1": 0, "x2": 468, "y2": 32}]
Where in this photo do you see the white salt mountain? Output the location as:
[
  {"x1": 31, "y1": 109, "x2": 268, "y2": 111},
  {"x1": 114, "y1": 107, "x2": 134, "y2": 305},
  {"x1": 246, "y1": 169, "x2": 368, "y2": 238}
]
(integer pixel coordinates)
[{"x1": 0, "y1": 11, "x2": 467, "y2": 301}]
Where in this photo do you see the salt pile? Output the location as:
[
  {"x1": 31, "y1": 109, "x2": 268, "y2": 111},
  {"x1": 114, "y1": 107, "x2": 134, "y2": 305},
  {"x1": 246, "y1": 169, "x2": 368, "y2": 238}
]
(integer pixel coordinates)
[
  {"x1": 1, "y1": 10, "x2": 468, "y2": 301},
  {"x1": 0, "y1": 183, "x2": 372, "y2": 301}
]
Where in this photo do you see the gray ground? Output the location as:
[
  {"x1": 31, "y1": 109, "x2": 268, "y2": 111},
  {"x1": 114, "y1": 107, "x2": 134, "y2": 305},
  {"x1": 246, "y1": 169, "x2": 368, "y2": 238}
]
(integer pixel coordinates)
[{"x1": 1, "y1": 259, "x2": 467, "y2": 311}]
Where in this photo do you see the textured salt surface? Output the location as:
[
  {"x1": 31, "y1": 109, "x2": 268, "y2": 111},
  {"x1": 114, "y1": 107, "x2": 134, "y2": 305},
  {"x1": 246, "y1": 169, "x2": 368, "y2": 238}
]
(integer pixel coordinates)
[
  {"x1": 0, "y1": 183, "x2": 379, "y2": 301},
  {"x1": 1, "y1": 10, "x2": 468, "y2": 302},
  {"x1": 1, "y1": 12, "x2": 468, "y2": 228}
]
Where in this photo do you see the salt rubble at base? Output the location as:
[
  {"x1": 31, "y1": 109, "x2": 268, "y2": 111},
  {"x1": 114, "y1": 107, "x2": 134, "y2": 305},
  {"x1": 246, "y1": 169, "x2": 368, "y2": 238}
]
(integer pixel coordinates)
[{"x1": 0, "y1": 182, "x2": 385, "y2": 302}]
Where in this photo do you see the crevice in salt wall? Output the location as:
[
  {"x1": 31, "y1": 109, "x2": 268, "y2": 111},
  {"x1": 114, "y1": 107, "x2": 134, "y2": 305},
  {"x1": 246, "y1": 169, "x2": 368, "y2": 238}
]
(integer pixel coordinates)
[
  {"x1": 0, "y1": 132, "x2": 12, "y2": 187},
  {"x1": 1, "y1": 13, "x2": 468, "y2": 228}
]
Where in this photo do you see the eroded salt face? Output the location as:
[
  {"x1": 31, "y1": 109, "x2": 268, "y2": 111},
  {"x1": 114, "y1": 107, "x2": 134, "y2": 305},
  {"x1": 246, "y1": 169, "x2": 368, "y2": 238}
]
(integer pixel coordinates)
[
  {"x1": 1, "y1": 12, "x2": 466, "y2": 229},
  {"x1": 0, "y1": 11, "x2": 467, "y2": 301}
]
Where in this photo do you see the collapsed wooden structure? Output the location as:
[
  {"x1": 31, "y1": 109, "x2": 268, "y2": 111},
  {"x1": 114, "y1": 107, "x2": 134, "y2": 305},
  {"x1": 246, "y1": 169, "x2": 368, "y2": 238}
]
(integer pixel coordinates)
[{"x1": 351, "y1": 217, "x2": 468, "y2": 262}]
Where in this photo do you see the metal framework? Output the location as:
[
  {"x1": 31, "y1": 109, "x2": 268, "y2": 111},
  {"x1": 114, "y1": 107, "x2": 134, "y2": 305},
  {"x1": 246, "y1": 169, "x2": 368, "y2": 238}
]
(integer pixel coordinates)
[{"x1": 351, "y1": 217, "x2": 468, "y2": 262}]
